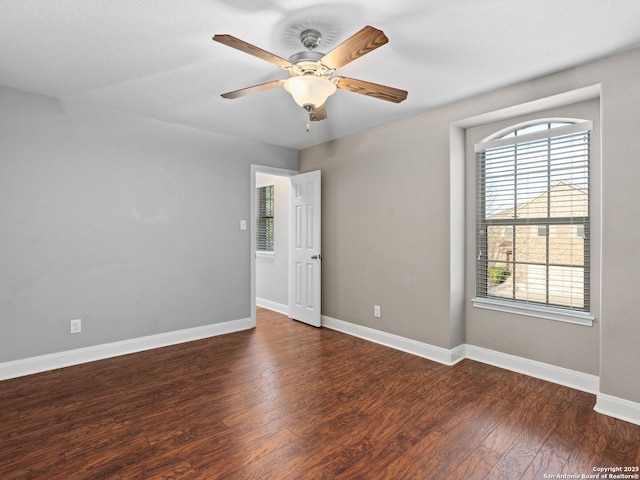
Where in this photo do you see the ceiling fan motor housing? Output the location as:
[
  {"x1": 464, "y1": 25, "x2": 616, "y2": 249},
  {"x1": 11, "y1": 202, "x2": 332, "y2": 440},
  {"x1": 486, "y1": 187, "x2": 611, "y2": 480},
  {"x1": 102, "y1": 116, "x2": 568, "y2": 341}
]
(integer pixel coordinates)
[
  {"x1": 288, "y1": 51, "x2": 324, "y2": 67},
  {"x1": 288, "y1": 29, "x2": 333, "y2": 78},
  {"x1": 300, "y1": 29, "x2": 322, "y2": 50}
]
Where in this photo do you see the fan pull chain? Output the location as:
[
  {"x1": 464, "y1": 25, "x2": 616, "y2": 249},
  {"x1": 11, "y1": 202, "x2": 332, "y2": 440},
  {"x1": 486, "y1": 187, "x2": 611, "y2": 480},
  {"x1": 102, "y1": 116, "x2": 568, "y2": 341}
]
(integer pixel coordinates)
[{"x1": 306, "y1": 122, "x2": 310, "y2": 132}]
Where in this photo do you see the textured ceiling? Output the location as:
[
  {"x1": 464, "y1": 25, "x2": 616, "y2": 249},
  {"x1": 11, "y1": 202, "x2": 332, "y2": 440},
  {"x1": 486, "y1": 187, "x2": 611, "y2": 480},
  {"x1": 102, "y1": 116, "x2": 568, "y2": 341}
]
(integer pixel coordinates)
[{"x1": 2, "y1": 0, "x2": 640, "y2": 150}]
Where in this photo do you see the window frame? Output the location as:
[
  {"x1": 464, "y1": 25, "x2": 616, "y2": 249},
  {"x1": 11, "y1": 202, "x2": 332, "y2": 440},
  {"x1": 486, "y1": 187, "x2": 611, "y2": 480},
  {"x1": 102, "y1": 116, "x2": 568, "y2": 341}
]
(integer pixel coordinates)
[
  {"x1": 256, "y1": 184, "x2": 275, "y2": 254},
  {"x1": 472, "y1": 119, "x2": 595, "y2": 326}
]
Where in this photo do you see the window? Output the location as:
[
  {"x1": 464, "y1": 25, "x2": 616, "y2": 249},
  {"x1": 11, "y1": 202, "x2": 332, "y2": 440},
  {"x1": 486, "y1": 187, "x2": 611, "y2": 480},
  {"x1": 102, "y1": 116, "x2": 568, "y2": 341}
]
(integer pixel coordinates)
[
  {"x1": 475, "y1": 120, "x2": 592, "y2": 317},
  {"x1": 256, "y1": 185, "x2": 274, "y2": 252}
]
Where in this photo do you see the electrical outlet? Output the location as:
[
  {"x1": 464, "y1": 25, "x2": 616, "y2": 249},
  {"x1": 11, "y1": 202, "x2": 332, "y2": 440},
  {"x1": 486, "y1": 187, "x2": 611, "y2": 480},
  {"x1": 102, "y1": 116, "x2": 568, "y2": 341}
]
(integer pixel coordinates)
[
  {"x1": 374, "y1": 305, "x2": 381, "y2": 318},
  {"x1": 70, "y1": 319, "x2": 82, "y2": 334}
]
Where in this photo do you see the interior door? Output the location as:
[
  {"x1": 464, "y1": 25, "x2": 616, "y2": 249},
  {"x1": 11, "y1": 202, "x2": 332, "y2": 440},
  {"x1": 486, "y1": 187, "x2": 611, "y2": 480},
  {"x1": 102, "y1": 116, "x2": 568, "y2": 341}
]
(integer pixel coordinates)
[{"x1": 289, "y1": 170, "x2": 322, "y2": 327}]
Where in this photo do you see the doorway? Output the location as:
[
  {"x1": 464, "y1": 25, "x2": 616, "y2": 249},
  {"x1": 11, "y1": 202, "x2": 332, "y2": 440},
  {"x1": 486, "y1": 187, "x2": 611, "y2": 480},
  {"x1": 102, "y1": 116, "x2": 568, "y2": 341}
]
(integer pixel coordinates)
[{"x1": 250, "y1": 165, "x2": 297, "y2": 327}]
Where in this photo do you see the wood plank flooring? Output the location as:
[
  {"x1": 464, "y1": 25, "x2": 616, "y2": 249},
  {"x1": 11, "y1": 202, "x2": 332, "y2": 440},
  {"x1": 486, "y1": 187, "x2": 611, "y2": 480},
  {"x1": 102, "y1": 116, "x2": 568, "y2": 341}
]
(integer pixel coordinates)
[{"x1": 1, "y1": 308, "x2": 639, "y2": 479}]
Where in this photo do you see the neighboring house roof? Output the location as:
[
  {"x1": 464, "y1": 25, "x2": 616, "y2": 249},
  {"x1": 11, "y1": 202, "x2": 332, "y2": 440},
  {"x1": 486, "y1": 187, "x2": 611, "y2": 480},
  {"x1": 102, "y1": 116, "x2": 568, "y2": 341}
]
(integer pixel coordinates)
[{"x1": 487, "y1": 180, "x2": 587, "y2": 219}]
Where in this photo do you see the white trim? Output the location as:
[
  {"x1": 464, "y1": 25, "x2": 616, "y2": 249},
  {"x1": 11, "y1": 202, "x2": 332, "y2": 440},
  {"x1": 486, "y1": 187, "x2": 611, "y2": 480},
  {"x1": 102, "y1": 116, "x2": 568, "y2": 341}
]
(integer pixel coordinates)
[
  {"x1": 322, "y1": 315, "x2": 465, "y2": 366},
  {"x1": 256, "y1": 251, "x2": 275, "y2": 259},
  {"x1": 256, "y1": 298, "x2": 289, "y2": 316},
  {"x1": 322, "y1": 315, "x2": 598, "y2": 394},
  {"x1": 4, "y1": 312, "x2": 638, "y2": 427},
  {"x1": 0, "y1": 317, "x2": 253, "y2": 381},
  {"x1": 255, "y1": 179, "x2": 276, "y2": 189},
  {"x1": 453, "y1": 84, "x2": 601, "y2": 129},
  {"x1": 464, "y1": 344, "x2": 599, "y2": 394},
  {"x1": 479, "y1": 117, "x2": 592, "y2": 144},
  {"x1": 475, "y1": 119, "x2": 593, "y2": 152},
  {"x1": 471, "y1": 297, "x2": 595, "y2": 326},
  {"x1": 594, "y1": 394, "x2": 640, "y2": 427},
  {"x1": 322, "y1": 317, "x2": 638, "y2": 427}
]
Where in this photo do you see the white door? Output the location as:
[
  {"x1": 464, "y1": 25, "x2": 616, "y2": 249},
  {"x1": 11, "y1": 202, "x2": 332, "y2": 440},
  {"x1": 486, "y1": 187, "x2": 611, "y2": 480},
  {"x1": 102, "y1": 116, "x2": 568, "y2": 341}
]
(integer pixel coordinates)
[{"x1": 289, "y1": 170, "x2": 322, "y2": 327}]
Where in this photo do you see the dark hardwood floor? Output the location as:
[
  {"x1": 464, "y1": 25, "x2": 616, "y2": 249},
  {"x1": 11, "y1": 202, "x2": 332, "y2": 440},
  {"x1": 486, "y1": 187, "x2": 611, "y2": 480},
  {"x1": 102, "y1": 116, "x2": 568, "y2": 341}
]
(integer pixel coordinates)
[{"x1": 1, "y1": 308, "x2": 639, "y2": 479}]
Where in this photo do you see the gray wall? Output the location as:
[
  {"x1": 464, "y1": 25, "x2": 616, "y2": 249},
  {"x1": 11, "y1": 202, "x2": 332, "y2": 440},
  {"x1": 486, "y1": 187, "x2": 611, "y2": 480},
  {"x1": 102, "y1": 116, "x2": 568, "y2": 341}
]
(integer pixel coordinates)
[
  {"x1": 301, "y1": 119, "x2": 453, "y2": 346},
  {"x1": 255, "y1": 173, "x2": 290, "y2": 308},
  {"x1": 0, "y1": 86, "x2": 297, "y2": 363},
  {"x1": 300, "y1": 47, "x2": 640, "y2": 404}
]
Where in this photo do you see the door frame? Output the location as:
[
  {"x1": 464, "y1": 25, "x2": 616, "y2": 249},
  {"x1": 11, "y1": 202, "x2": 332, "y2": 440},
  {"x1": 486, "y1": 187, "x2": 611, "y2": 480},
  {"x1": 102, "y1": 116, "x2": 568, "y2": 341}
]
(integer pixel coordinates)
[{"x1": 250, "y1": 164, "x2": 298, "y2": 328}]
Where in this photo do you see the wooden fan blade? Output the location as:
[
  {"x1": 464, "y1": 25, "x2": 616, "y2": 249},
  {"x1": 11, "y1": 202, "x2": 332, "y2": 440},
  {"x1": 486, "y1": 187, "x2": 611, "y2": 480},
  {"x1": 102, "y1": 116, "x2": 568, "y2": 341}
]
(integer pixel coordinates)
[
  {"x1": 309, "y1": 105, "x2": 327, "y2": 122},
  {"x1": 221, "y1": 79, "x2": 285, "y2": 99},
  {"x1": 320, "y1": 26, "x2": 388, "y2": 70},
  {"x1": 335, "y1": 77, "x2": 407, "y2": 103},
  {"x1": 213, "y1": 34, "x2": 293, "y2": 69}
]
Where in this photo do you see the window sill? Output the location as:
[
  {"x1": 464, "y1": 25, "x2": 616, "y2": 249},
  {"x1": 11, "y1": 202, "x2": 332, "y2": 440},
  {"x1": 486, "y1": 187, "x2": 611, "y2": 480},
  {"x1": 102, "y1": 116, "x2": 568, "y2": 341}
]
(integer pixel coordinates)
[
  {"x1": 256, "y1": 251, "x2": 275, "y2": 259},
  {"x1": 471, "y1": 297, "x2": 594, "y2": 326}
]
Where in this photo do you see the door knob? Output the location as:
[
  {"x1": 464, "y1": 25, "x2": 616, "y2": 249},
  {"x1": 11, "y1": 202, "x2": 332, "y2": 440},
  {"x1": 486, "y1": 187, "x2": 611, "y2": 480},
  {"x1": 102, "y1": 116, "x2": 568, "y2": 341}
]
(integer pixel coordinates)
[{"x1": 311, "y1": 254, "x2": 322, "y2": 260}]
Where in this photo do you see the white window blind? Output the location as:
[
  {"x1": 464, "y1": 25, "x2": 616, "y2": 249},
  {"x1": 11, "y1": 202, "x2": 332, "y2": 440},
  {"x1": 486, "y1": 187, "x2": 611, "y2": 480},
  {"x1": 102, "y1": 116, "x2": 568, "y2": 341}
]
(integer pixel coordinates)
[
  {"x1": 256, "y1": 185, "x2": 274, "y2": 252},
  {"x1": 475, "y1": 121, "x2": 592, "y2": 314}
]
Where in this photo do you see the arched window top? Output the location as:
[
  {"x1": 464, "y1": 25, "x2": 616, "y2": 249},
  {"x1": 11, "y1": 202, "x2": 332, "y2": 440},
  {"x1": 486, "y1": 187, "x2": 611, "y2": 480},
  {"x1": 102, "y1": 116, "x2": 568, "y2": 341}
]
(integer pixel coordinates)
[
  {"x1": 476, "y1": 118, "x2": 592, "y2": 153},
  {"x1": 483, "y1": 118, "x2": 586, "y2": 142}
]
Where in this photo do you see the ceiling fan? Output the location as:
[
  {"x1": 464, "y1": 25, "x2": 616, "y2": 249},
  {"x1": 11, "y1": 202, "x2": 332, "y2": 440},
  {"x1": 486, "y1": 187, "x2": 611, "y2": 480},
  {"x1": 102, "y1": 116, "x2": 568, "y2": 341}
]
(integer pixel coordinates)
[{"x1": 212, "y1": 26, "x2": 408, "y2": 123}]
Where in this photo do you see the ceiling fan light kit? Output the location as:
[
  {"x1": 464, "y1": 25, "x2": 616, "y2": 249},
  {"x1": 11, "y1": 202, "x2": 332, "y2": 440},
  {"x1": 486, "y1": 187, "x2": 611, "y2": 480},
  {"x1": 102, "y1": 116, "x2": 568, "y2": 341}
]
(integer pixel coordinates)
[
  {"x1": 283, "y1": 75, "x2": 337, "y2": 110},
  {"x1": 213, "y1": 25, "x2": 407, "y2": 125}
]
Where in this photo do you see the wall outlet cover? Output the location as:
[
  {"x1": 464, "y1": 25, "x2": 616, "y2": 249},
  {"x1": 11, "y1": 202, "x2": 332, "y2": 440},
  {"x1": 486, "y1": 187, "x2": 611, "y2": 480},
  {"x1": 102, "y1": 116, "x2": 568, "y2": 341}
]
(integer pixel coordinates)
[{"x1": 70, "y1": 319, "x2": 82, "y2": 334}]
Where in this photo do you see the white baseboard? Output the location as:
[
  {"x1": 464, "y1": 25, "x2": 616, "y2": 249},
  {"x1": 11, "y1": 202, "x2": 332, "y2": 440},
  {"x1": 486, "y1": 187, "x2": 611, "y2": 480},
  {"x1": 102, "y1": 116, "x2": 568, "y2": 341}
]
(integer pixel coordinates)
[
  {"x1": 0, "y1": 317, "x2": 253, "y2": 381},
  {"x1": 595, "y1": 393, "x2": 640, "y2": 426},
  {"x1": 322, "y1": 315, "x2": 465, "y2": 366},
  {"x1": 465, "y1": 344, "x2": 600, "y2": 394},
  {"x1": 4, "y1": 313, "x2": 639, "y2": 427},
  {"x1": 320, "y1": 315, "x2": 640, "y2": 421},
  {"x1": 256, "y1": 298, "x2": 289, "y2": 316},
  {"x1": 322, "y1": 313, "x2": 640, "y2": 426}
]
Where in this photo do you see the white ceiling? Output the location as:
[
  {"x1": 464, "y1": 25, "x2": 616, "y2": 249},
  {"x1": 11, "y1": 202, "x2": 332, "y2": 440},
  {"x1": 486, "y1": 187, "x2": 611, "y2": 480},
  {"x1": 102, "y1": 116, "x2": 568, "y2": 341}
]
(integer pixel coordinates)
[{"x1": 2, "y1": 0, "x2": 640, "y2": 151}]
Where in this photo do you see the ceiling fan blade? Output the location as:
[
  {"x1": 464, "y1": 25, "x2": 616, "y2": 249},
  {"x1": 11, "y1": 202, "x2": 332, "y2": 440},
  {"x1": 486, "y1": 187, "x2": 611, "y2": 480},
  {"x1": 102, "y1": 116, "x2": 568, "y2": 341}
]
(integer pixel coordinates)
[
  {"x1": 320, "y1": 26, "x2": 389, "y2": 70},
  {"x1": 220, "y1": 79, "x2": 285, "y2": 99},
  {"x1": 213, "y1": 34, "x2": 293, "y2": 69},
  {"x1": 335, "y1": 77, "x2": 408, "y2": 103},
  {"x1": 309, "y1": 105, "x2": 327, "y2": 122}
]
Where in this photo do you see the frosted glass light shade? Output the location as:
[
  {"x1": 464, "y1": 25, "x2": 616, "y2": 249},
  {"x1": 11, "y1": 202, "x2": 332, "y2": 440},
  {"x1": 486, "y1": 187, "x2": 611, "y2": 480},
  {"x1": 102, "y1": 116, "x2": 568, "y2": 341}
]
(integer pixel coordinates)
[{"x1": 283, "y1": 76, "x2": 337, "y2": 108}]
